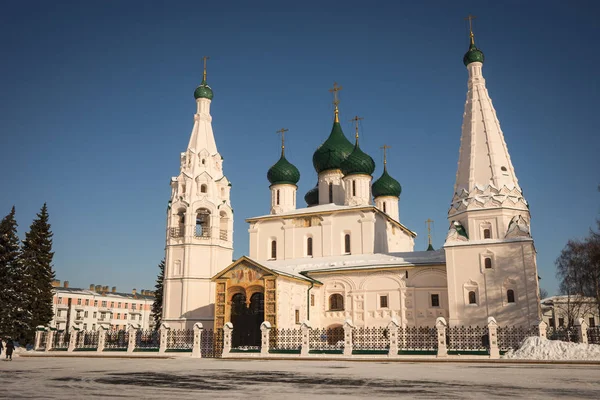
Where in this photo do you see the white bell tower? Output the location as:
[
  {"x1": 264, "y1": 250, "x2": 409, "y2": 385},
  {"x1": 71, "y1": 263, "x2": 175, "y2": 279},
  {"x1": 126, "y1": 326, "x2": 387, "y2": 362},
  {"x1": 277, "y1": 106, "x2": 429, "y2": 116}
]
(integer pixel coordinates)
[{"x1": 163, "y1": 57, "x2": 233, "y2": 329}]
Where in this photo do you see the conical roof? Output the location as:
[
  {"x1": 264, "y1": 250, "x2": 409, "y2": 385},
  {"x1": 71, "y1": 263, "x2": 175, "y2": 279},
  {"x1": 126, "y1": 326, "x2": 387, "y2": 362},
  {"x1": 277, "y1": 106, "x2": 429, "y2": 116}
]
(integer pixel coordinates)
[
  {"x1": 340, "y1": 140, "x2": 375, "y2": 176},
  {"x1": 267, "y1": 151, "x2": 300, "y2": 186},
  {"x1": 304, "y1": 184, "x2": 319, "y2": 206},
  {"x1": 372, "y1": 166, "x2": 401, "y2": 198},
  {"x1": 312, "y1": 119, "x2": 354, "y2": 174}
]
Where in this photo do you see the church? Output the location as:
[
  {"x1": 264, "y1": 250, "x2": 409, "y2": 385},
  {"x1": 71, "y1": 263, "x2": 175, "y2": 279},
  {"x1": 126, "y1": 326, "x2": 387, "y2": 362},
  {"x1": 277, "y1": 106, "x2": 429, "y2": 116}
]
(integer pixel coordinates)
[{"x1": 161, "y1": 29, "x2": 541, "y2": 346}]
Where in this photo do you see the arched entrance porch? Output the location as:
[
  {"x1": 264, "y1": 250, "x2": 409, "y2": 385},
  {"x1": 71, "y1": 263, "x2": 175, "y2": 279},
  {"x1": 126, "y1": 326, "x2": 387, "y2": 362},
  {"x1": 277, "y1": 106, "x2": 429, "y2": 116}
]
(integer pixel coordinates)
[{"x1": 230, "y1": 290, "x2": 264, "y2": 347}]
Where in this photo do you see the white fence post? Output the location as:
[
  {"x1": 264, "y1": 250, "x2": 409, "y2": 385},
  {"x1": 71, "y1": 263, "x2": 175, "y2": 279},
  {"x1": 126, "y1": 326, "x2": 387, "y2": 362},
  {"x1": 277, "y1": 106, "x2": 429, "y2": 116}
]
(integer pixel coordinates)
[
  {"x1": 260, "y1": 321, "x2": 272, "y2": 357},
  {"x1": 343, "y1": 320, "x2": 354, "y2": 357},
  {"x1": 387, "y1": 318, "x2": 399, "y2": 358},
  {"x1": 97, "y1": 326, "x2": 107, "y2": 352},
  {"x1": 300, "y1": 321, "x2": 312, "y2": 357},
  {"x1": 537, "y1": 320, "x2": 548, "y2": 339},
  {"x1": 45, "y1": 328, "x2": 55, "y2": 352},
  {"x1": 192, "y1": 322, "x2": 204, "y2": 358},
  {"x1": 68, "y1": 327, "x2": 78, "y2": 352},
  {"x1": 435, "y1": 317, "x2": 448, "y2": 358},
  {"x1": 487, "y1": 317, "x2": 500, "y2": 359},
  {"x1": 222, "y1": 322, "x2": 233, "y2": 358},
  {"x1": 575, "y1": 318, "x2": 588, "y2": 344},
  {"x1": 159, "y1": 323, "x2": 170, "y2": 354},
  {"x1": 127, "y1": 325, "x2": 137, "y2": 354}
]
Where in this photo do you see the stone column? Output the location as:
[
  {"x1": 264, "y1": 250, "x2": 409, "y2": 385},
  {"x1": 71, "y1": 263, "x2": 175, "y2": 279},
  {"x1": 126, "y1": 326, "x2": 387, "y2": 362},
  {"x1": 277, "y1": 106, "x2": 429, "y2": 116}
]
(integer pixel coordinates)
[
  {"x1": 343, "y1": 320, "x2": 354, "y2": 357},
  {"x1": 97, "y1": 326, "x2": 107, "y2": 353},
  {"x1": 435, "y1": 317, "x2": 448, "y2": 358},
  {"x1": 159, "y1": 323, "x2": 170, "y2": 354},
  {"x1": 537, "y1": 320, "x2": 548, "y2": 339},
  {"x1": 300, "y1": 321, "x2": 312, "y2": 357},
  {"x1": 487, "y1": 317, "x2": 500, "y2": 359},
  {"x1": 575, "y1": 318, "x2": 588, "y2": 344},
  {"x1": 222, "y1": 322, "x2": 233, "y2": 358},
  {"x1": 192, "y1": 322, "x2": 204, "y2": 358},
  {"x1": 34, "y1": 326, "x2": 45, "y2": 351},
  {"x1": 68, "y1": 328, "x2": 78, "y2": 352},
  {"x1": 260, "y1": 321, "x2": 272, "y2": 357},
  {"x1": 45, "y1": 329, "x2": 55, "y2": 352},
  {"x1": 127, "y1": 325, "x2": 137, "y2": 354},
  {"x1": 387, "y1": 318, "x2": 399, "y2": 358}
]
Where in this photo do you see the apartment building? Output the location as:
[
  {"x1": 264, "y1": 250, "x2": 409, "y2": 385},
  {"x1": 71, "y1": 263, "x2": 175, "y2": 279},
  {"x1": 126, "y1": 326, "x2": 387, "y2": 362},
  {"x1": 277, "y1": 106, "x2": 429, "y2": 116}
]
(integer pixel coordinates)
[{"x1": 51, "y1": 280, "x2": 156, "y2": 331}]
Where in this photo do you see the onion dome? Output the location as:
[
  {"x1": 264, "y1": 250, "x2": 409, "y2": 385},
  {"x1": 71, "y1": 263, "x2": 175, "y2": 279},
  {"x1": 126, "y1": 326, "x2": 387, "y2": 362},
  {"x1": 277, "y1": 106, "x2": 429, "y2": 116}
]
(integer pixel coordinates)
[
  {"x1": 340, "y1": 139, "x2": 375, "y2": 176},
  {"x1": 372, "y1": 166, "x2": 401, "y2": 198},
  {"x1": 312, "y1": 119, "x2": 354, "y2": 174},
  {"x1": 267, "y1": 151, "x2": 300, "y2": 186},
  {"x1": 194, "y1": 79, "x2": 214, "y2": 100},
  {"x1": 304, "y1": 184, "x2": 319, "y2": 207},
  {"x1": 463, "y1": 33, "x2": 484, "y2": 66}
]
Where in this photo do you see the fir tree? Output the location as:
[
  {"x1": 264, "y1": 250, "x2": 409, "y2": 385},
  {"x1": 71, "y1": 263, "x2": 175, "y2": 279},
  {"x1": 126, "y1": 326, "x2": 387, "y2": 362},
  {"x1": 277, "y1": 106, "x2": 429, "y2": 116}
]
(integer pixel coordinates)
[
  {"x1": 21, "y1": 203, "x2": 55, "y2": 343},
  {"x1": 0, "y1": 207, "x2": 23, "y2": 337},
  {"x1": 152, "y1": 259, "x2": 165, "y2": 330}
]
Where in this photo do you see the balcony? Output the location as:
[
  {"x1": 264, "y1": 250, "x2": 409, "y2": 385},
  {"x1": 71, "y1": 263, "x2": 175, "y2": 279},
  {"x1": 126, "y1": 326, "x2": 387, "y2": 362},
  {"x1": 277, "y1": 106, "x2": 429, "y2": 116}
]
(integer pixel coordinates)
[
  {"x1": 129, "y1": 309, "x2": 142, "y2": 315},
  {"x1": 169, "y1": 227, "x2": 183, "y2": 238},
  {"x1": 56, "y1": 304, "x2": 68, "y2": 309},
  {"x1": 220, "y1": 230, "x2": 227, "y2": 240},
  {"x1": 194, "y1": 226, "x2": 210, "y2": 239},
  {"x1": 75, "y1": 315, "x2": 84, "y2": 322}
]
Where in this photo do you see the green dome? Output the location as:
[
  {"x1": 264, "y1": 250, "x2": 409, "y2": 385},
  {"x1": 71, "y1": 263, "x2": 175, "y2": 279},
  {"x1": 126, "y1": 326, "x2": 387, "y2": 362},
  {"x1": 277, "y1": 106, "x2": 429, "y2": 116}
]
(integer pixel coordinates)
[
  {"x1": 304, "y1": 184, "x2": 319, "y2": 207},
  {"x1": 267, "y1": 151, "x2": 300, "y2": 186},
  {"x1": 372, "y1": 167, "x2": 401, "y2": 198},
  {"x1": 463, "y1": 40, "x2": 484, "y2": 66},
  {"x1": 194, "y1": 80, "x2": 214, "y2": 100},
  {"x1": 312, "y1": 120, "x2": 354, "y2": 174},
  {"x1": 340, "y1": 141, "x2": 375, "y2": 176}
]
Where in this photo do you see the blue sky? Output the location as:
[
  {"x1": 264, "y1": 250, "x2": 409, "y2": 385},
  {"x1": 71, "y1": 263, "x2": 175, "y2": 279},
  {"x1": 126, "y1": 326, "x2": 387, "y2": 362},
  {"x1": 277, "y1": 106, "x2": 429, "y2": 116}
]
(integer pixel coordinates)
[{"x1": 1, "y1": 1, "x2": 598, "y2": 295}]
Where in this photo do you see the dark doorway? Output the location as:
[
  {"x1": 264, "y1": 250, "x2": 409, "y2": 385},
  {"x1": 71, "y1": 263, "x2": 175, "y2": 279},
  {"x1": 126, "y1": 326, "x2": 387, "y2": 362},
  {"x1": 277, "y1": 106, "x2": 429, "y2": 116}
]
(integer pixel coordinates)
[{"x1": 231, "y1": 292, "x2": 264, "y2": 347}]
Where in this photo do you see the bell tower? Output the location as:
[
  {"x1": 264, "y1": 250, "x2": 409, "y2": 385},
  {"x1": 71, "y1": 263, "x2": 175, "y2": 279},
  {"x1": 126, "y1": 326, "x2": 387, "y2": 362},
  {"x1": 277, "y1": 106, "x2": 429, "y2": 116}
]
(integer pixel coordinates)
[{"x1": 163, "y1": 58, "x2": 234, "y2": 329}]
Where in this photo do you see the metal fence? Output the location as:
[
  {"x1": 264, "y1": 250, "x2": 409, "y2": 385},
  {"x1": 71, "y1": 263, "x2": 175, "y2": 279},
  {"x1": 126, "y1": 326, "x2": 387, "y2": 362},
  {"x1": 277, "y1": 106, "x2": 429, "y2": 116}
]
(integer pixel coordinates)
[
  {"x1": 399, "y1": 326, "x2": 437, "y2": 351},
  {"x1": 497, "y1": 325, "x2": 538, "y2": 351},
  {"x1": 76, "y1": 330, "x2": 99, "y2": 350},
  {"x1": 269, "y1": 328, "x2": 302, "y2": 353},
  {"x1": 309, "y1": 327, "x2": 344, "y2": 352},
  {"x1": 135, "y1": 329, "x2": 160, "y2": 351},
  {"x1": 447, "y1": 326, "x2": 488, "y2": 352},
  {"x1": 38, "y1": 331, "x2": 48, "y2": 350},
  {"x1": 352, "y1": 327, "x2": 389, "y2": 352},
  {"x1": 200, "y1": 328, "x2": 223, "y2": 358},
  {"x1": 52, "y1": 331, "x2": 70, "y2": 350},
  {"x1": 547, "y1": 327, "x2": 578, "y2": 343},
  {"x1": 166, "y1": 329, "x2": 194, "y2": 351},
  {"x1": 104, "y1": 330, "x2": 129, "y2": 351},
  {"x1": 588, "y1": 326, "x2": 600, "y2": 344}
]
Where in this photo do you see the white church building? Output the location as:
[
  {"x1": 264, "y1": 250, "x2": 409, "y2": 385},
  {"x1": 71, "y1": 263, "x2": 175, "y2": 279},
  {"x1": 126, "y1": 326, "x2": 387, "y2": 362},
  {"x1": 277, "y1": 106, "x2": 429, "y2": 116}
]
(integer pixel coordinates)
[{"x1": 161, "y1": 31, "x2": 541, "y2": 346}]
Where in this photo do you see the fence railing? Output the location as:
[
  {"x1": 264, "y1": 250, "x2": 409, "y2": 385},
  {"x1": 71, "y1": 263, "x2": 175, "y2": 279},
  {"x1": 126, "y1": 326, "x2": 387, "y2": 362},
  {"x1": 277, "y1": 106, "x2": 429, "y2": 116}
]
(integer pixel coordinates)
[
  {"x1": 75, "y1": 330, "x2": 99, "y2": 350},
  {"x1": 135, "y1": 329, "x2": 160, "y2": 351},
  {"x1": 53, "y1": 331, "x2": 70, "y2": 350},
  {"x1": 588, "y1": 326, "x2": 600, "y2": 344},
  {"x1": 400, "y1": 326, "x2": 437, "y2": 353},
  {"x1": 269, "y1": 328, "x2": 302, "y2": 353},
  {"x1": 104, "y1": 330, "x2": 129, "y2": 351},
  {"x1": 352, "y1": 326, "x2": 389, "y2": 353},
  {"x1": 166, "y1": 329, "x2": 194, "y2": 352},
  {"x1": 309, "y1": 327, "x2": 345, "y2": 353},
  {"x1": 497, "y1": 325, "x2": 538, "y2": 352},
  {"x1": 447, "y1": 326, "x2": 489, "y2": 353}
]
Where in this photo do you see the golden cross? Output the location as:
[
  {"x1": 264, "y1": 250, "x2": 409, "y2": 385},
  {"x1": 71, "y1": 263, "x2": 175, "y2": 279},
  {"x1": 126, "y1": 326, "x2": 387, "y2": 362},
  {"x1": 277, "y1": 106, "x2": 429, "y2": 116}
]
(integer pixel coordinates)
[
  {"x1": 202, "y1": 56, "x2": 210, "y2": 81},
  {"x1": 380, "y1": 144, "x2": 391, "y2": 167},
  {"x1": 350, "y1": 116, "x2": 364, "y2": 140},
  {"x1": 464, "y1": 14, "x2": 477, "y2": 44},
  {"x1": 276, "y1": 128, "x2": 289, "y2": 154},
  {"x1": 329, "y1": 82, "x2": 343, "y2": 122},
  {"x1": 425, "y1": 218, "x2": 434, "y2": 246}
]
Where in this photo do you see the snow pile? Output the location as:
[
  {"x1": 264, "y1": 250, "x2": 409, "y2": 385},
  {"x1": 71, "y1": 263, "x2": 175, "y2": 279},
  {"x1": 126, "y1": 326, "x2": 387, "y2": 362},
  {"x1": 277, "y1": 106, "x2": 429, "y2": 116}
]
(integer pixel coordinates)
[{"x1": 504, "y1": 336, "x2": 600, "y2": 360}]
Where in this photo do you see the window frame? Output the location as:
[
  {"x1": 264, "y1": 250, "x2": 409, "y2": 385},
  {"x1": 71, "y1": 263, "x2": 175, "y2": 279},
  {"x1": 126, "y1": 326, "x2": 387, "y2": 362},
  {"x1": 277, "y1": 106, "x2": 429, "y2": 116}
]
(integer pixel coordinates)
[
  {"x1": 270, "y1": 240, "x2": 277, "y2": 260},
  {"x1": 378, "y1": 294, "x2": 389, "y2": 309},
  {"x1": 343, "y1": 233, "x2": 351, "y2": 255},
  {"x1": 468, "y1": 291, "x2": 477, "y2": 305},
  {"x1": 328, "y1": 293, "x2": 344, "y2": 311},
  {"x1": 431, "y1": 293, "x2": 440, "y2": 308}
]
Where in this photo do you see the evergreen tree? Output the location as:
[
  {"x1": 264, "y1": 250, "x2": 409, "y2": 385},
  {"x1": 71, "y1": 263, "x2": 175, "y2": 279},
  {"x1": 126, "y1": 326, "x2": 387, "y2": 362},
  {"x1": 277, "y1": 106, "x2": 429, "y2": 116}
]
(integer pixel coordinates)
[
  {"x1": 152, "y1": 259, "x2": 165, "y2": 330},
  {"x1": 0, "y1": 207, "x2": 23, "y2": 337},
  {"x1": 21, "y1": 203, "x2": 55, "y2": 343}
]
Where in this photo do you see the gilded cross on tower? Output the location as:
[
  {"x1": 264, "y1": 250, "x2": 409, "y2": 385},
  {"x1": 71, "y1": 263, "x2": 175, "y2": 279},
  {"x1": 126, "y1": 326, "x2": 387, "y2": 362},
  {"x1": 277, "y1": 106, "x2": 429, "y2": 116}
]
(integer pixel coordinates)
[
  {"x1": 464, "y1": 14, "x2": 477, "y2": 44},
  {"x1": 276, "y1": 128, "x2": 289, "y2": 155},
  {"x1": 350, "y1": 116, "x2": 364, "y2": 140},
  {"x1": 380, "y1": 144, "x2": 391, "y2": 168},
  {"x1": 329, "y1": 82, "x2": 343, "y2": 122},
  {"x1": 202, "y1": 56, "x2": 210, "y2": 81},
  {"x1": 426, "y1": 218, "x2": 434, "y2": 250}
]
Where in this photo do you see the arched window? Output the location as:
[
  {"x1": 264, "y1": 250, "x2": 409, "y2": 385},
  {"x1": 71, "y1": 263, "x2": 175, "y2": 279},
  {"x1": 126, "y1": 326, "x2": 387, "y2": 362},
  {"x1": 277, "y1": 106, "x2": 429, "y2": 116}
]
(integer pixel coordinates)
[
  {"x1": 219, "y1": 211, "x2": 228, "y2": 241},
  {"x1": 276, "y1": 189, "x2": 280, "y2": 205},
  {"x1": 483, "y1": 229, "x2": 491, "y2": 239},
  {"x1": 270, "y1": 240, "x2": 277, "y2": 259},
  {"x1": 307, "y1": 237, "x2": 313, "y2": 257},
  {"x1": 352, "y1": 180, "x2": 356, "y2": 197},
  {"x1": 484, "y1": 258, "x2": 492, "y2": 269},
  {"x1": 468, "y1": 291, "x2": 477, "y2": 304},
  {"x1": 181, "y1": 184, "x2": 186, "y2": 194},
  {"x1": 329, "y1": 294, "x2": 344, "y2": 311},
  {"x1": 195, "y1": 209, "x2": 211, "y2": 237},
  {"x1": 201, "y1": 158, "x2": 206, "y2": 165},
  {"x1": 383, "y1": 202, "x2": 387, "y2": 213},
  {"x1": 344, "y1": 234, "x2": 351, "y2": 254},
  {"x1": 329, "y1": 183, "x2": 333, "y2": 203},
  {"x1": 200, "y1": 184, "x2": 207, "y2": 193},
  {"x1": 177, "y1": 209, "x2": 185, "y2": 225},
  {"x1": 507, "y1": 289, "x2": 515, "y2": 303}
]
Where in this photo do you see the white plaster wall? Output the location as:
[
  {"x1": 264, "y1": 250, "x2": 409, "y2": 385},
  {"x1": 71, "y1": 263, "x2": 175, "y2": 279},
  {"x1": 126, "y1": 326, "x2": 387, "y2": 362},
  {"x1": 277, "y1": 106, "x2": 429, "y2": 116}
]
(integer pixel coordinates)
[
  {"x1": 343, "y1": 175, "x2": 372, "y2": 206},
  {"x1": 270, "y1": 184, "x2": 297, "y2": 214},
  {"x1": 318, "y1": 170, "x2": 345, "y2": 205},
  {"x1": 374, "y1": 196, "x2": 399, "y2": 223},
  {"x1": 276, "y1": 278, "x2": 310, "y2": 327}
]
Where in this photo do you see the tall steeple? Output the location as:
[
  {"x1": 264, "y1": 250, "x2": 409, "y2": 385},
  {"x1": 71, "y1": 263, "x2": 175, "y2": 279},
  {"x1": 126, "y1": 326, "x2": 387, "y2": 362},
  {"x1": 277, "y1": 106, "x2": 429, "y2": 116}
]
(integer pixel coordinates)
[{"x1": 450, "y1": 21, "x2": 528, "y2": 219}]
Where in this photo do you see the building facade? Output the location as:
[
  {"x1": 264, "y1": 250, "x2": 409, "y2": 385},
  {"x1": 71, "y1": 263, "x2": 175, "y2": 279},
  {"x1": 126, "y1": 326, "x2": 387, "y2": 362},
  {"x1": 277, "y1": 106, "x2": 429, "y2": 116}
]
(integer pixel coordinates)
[
  {"x1": 163, "y1": 30, "x2": 541, "y2": 343},
  {"x1": 51, "y1": 281, "x2": 155, "y2": 332}
]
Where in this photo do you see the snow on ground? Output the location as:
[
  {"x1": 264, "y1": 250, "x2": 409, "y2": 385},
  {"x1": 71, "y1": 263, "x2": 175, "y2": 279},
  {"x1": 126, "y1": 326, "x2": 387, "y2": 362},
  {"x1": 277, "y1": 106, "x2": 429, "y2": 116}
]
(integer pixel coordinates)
[{"x1": 504, "y1": 337, "x2": 600, "y2": 360}]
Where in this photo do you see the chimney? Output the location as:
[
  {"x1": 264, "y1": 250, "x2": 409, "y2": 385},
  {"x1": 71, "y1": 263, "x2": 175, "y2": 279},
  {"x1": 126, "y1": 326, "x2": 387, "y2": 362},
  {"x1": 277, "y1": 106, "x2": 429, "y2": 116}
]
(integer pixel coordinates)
[
  {"x1": 52, "y1": 280, "x2": 61, "y2": 287},
  {"x1": 89, "y1": 284, "x2": 95, "y2": 291},
  {"x1": 64, "y1": 281, "x2": 69, "y2": 288},
  {"x1": 112, "y1": 286, "x2": 116, "y2": 293},
  {"x1": 103, "y1": 286, "x2": 108, "y2": 292},
  {"x1": 132, "y1": 288, "x2": 137, "y2": 295},
  {"x1": 95, "y1": 285, "x2": 102, "y2": 292}
]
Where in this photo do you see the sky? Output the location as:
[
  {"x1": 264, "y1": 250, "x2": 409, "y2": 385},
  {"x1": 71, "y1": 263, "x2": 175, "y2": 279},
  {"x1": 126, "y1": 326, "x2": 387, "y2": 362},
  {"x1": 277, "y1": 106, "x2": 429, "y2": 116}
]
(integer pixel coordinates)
[{"x1": 1, "y1": 0, "x2": 599, "y2": 296}]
